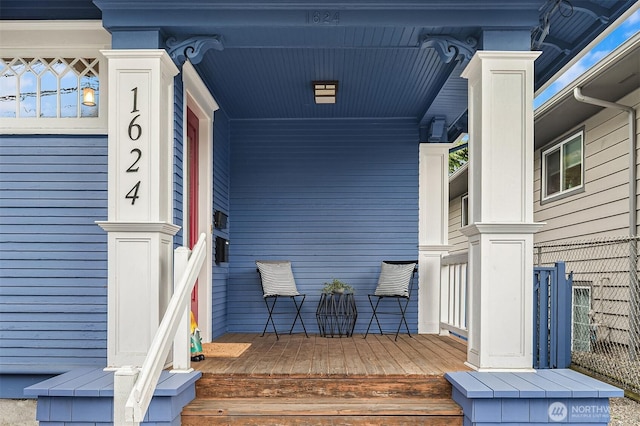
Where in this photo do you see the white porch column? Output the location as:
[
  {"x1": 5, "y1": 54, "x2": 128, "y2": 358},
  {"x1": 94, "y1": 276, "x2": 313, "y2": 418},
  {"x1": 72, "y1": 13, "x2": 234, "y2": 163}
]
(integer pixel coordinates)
[
  {"x1": 418, "y1": 143, "x2": 452, "y2": 334},
  {"x1": 97, "y1": 50, "x2": 180, "y2": 368},
  {"x1": 460, "y1": 51, "x2": 543, "y2": 370}
]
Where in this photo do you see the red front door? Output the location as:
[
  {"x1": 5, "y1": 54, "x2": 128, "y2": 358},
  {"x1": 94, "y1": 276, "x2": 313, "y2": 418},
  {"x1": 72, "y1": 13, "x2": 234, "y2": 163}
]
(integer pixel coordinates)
[{"x1": 187, "y1": 108, "x2": 199, "y2": 320}]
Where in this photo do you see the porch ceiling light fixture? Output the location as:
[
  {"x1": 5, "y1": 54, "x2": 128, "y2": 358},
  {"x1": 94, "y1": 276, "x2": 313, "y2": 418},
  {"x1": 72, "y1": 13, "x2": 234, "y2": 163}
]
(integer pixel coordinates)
[
  {"x1": 82, "y1": 87, "x2": 96, "y2": 107},
  {"x1": 313, "y1": 81, "x2": 338, "y2": 104}
]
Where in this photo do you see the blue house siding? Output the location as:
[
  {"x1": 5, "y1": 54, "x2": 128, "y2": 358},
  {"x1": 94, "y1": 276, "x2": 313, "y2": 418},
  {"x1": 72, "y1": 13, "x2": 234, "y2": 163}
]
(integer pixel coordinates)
[
  {"x1": 0, "y1": 135, "x2": 108, "y2": 396},
  {"x1": 173, "y1": 75, "x2": 185, "y2": 248},
  {"x1": 228, "y1": 118, "x2": 419, "y2": 334},
  {"x1": 212, "y1": 110, "x2": 231, "y2": 338}
]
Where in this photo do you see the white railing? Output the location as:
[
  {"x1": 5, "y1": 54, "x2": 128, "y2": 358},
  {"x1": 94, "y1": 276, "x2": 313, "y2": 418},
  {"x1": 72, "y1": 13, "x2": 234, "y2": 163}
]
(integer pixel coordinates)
[
  {"x1": 114, "y1": 233, "x2": 207, "y2": 425},
  {"x1": 440, "y1": 251, "x2": 468, "y2": 338}
]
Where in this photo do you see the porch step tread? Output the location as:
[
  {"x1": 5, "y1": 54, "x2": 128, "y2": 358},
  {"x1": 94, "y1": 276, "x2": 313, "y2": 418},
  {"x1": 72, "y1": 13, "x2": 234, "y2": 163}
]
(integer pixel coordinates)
[{"x1": 183, "y1": 397, "x2": 463, "y2": 416}]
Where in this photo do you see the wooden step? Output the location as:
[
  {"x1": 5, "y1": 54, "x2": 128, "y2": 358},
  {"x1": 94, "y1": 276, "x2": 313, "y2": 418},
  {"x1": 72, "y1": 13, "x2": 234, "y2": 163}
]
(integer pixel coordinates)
[
  {"x1": 195, "y1": 374, "x2": 453, "y2": 399},
  {"x1": 181, "y1": 397, "x2": 463, "y2": 425}
]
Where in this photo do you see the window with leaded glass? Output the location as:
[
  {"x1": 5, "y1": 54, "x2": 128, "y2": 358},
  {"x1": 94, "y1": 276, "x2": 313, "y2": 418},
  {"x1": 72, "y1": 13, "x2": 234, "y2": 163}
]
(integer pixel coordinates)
[
  {"x1": 0, "y1": 21, "x2": 109, "y2": 133},
  {"x1": 1, "y1": 57, "x2": 100, "y2": 119}
]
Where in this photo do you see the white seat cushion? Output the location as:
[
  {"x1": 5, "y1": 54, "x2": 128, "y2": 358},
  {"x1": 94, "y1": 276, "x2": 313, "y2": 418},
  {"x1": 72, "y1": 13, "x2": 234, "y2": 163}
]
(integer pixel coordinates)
[
  {"x1": 374, "y1": 262, "x2": 416, "y2": 297},
  {"x1": 256, "y1": 260, "x2": 300, "y2": 297}
]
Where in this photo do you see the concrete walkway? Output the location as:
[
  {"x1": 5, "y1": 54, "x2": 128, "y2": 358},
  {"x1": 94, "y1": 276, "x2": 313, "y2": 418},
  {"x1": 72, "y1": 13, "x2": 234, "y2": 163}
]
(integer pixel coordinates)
[{"x1": 0, "y1": 399, "x2": 37, "y2": 426}]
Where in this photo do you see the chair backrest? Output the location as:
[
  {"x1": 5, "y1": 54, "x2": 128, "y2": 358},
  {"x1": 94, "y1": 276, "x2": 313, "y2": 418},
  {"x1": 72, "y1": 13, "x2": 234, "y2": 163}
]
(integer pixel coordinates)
[
  {"x1": 374, "y1": 260, "x2": 418, "y2": 298},
  {"x1": 256, "y1": 260, "x2": 300, "y2": 297}
]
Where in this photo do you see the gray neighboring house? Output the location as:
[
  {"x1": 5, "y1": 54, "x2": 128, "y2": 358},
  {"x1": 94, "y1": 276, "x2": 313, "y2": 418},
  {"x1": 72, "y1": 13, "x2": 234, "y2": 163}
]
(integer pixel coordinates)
[
  {"x1": 449, "y1": 31, "x2": 640, "y2": 392},
  {"x1": 449, "y1": 30, "x2": 640, "y2": 253},
  {"x1": 449, "y1": 31, "x2": 639, "y2": 252},
  {"x1": 533, "y1": 32, "x2": 639, "y2": 244}
]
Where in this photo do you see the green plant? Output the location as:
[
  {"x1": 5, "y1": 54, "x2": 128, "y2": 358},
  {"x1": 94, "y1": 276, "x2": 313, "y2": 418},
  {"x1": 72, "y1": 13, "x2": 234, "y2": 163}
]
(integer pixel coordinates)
[{"x1": 322, "y1": 279, "x2": 354, "y2": 294}]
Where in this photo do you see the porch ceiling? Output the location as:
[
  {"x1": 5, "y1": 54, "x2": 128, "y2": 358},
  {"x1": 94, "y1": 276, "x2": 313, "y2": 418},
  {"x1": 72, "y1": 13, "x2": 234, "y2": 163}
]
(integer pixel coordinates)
[{"x1": 2, "y1": 0, "x2": 635, "y2": 140}]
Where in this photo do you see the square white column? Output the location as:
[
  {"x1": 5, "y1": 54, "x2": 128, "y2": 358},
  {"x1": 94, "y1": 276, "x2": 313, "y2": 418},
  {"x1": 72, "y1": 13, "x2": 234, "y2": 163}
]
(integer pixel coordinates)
[
  {"x1": 418, "y1": 143, "x2": 452, "y2": 334},
  {"x1": 461, "y1": 51, "x2": 543, "y2": 370},
  {"x1": 97, "y1": 50, "x2": 180, "y2": 368}
]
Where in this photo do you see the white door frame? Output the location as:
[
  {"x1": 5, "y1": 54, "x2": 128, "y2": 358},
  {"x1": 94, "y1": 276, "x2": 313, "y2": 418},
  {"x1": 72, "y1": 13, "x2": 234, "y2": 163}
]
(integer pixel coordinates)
[{"x1": 182, "y1": 60, "x2": 218, "y2": 342}]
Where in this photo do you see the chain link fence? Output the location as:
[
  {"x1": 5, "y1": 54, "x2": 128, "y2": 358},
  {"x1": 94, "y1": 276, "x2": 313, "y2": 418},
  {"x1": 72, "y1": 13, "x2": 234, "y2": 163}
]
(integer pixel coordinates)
[{"x1": 535, "y1": 236, "x2": 640, "y2": 396}]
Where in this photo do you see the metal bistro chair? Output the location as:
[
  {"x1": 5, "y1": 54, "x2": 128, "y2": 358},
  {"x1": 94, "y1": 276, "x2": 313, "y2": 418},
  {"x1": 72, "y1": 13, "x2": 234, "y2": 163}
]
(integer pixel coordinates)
[
  {"x1": 364, "y1": 260, "x2": 418, "y2": 341},
  {"x1": 256, "y1": 260, "x2": 308, "y2": 340}
]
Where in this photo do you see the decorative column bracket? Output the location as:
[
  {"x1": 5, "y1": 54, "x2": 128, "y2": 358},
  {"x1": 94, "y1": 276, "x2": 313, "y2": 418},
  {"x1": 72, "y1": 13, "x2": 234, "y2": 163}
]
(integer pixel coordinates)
[
  {"x1": 166, "y1": 35, "x2": 224, "y2": 66},
  {"x1": 420, "y1": 35, "x2": 478, "y2": 64}
]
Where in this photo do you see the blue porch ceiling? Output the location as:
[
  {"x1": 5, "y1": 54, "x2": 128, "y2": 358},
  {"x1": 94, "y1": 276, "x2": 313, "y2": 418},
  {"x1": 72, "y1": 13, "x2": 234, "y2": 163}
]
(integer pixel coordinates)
[
  {"x1": 197, "y1": 45, "x2": 454, "y2": 120},
  {"x1": 2, "y1": 0, "x2": 635, "y2": 140}
]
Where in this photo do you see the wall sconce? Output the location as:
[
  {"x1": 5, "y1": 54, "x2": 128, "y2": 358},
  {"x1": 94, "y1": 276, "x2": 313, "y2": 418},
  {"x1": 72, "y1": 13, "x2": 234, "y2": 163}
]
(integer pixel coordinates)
[
  {"x1": 428, "y1": 116, "x2": 447, "y2": 142},
  {"x1": 313, "y1": 81, "x2": 338, "y2": 104},
  {"x1": 82, "y1": 87, "x2": 96, "y2": 107}
]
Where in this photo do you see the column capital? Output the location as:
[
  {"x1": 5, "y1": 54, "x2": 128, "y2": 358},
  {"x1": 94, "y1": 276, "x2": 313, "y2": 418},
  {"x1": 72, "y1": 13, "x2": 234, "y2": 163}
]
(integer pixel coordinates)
[
  {"x1": 96, "y1": 221, "x2": 180, "y2": 235},
  {"x1": 461, "y1": 222, "x2": 545, "y2": 237},
  {"x1": 101, "y1": 49, "x2": 179, "y2": 75},
  {"x1": 462, "y1": 50, "x2": 541, "y2": 80}
]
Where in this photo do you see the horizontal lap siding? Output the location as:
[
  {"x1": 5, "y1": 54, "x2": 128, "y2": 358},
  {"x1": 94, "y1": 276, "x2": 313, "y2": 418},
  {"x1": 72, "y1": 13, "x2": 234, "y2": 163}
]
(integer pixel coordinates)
[
  {"x1": 173, "y1": 76, "x2": 185, "y2": 248},
  {"x1": 533, "y1": 89, "x2": 640, "y2": 345},
  {"x1": 212, "y1": 110, "x2": 230, "y2": 338},
  {"x1": 534, "y1": 89, "x2": 640, "y2": 243},
  {"x1": 0, "y1": 136, "x2": 108, "y2": 373},
  {"x1": 229, "y1": 119, "x2": 419, "y2": 334}
]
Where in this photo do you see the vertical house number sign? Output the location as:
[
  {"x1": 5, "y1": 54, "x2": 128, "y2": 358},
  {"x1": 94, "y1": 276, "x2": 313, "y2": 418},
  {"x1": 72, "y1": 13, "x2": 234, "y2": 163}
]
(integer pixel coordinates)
[{"x1": 125, "y1": 86, "x2": 142, "y2": 205}]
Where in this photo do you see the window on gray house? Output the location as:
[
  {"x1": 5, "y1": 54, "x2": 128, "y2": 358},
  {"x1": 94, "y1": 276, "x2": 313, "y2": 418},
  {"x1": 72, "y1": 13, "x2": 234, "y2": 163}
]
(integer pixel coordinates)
[
  {"x1": 572, "y1": 285, "x2": 592, "y2": 352},
  {"x1": 461, "y1": 194, "x2": 469, "y2": 227},
  {"x1": 542, "y1": 130, "x2": 583, "y2": 201}
]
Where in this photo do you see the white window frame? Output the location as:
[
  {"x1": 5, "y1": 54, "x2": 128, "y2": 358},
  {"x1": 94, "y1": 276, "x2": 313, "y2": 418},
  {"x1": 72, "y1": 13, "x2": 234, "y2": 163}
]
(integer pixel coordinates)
[
  {"x1": 571, "y1": 285, "x2": 592, "y2": 352},
  {"x1": 541, "y1": 130, "x2": 584, "y2": 202},
  {"x1": 461, "y1": 194, "x2": 469, "y2": 227},
  {"x1": 0, "y1": 21, "x2": 111, "y2": 134}
]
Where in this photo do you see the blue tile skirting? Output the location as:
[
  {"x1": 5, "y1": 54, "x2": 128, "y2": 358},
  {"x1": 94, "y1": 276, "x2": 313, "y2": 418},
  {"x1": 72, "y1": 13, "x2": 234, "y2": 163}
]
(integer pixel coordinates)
[
  {"x1": 24, "y1": 368, "x2": 201, "y2": 425},
  {"x1": 445, "y1": 369, "x2": 623, "y2": 425}
]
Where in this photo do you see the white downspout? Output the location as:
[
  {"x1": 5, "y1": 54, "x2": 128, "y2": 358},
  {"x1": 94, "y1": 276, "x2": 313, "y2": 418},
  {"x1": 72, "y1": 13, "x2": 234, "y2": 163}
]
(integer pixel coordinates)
[
  {"x1": 573, "y1": 86, "x2": 639, "y2": 360},
  {"x1": 573, "y1": 87, "x2": 637, "y2": 236}
]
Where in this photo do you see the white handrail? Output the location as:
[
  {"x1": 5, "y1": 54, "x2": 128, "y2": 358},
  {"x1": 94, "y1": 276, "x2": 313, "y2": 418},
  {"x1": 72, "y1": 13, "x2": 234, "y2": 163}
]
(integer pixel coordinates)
[
  {"x1": 440, "y1": 251, "x2": 468, "y2": 338},
  {"x1": 123, "y1": 233, "x2": 207, "y2": 423}
]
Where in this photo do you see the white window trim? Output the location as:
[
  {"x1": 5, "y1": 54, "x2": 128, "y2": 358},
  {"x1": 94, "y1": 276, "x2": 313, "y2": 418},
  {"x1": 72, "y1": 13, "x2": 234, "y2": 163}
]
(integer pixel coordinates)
[
  {"x1": 461, "y1": 193, "x2": 469, "y2": 227},
  {"x1": 0, "y1": 21, "x2": 111, "y2": 134},
  {"x1": 541, "y1": 129, "x2": 584, "y2": 202},
  {"x1": 571, "y1": 285, "x2": 592, "y2": 352}
]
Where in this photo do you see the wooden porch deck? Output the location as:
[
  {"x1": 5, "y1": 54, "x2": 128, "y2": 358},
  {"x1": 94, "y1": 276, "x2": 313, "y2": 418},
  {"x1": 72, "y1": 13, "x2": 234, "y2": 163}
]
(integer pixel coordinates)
[
  {"x1": 195, "y1": 332, "x2": 470, "y2": 376},
  {"x1": 183, "y1": 333, "x2": 470, "y2": 424}
]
